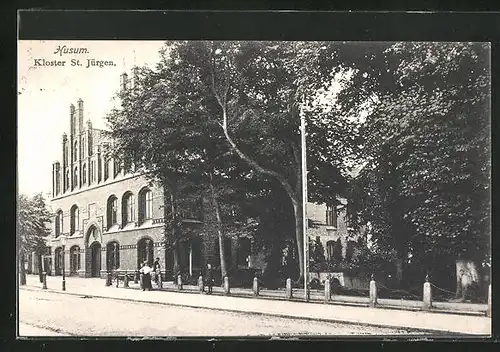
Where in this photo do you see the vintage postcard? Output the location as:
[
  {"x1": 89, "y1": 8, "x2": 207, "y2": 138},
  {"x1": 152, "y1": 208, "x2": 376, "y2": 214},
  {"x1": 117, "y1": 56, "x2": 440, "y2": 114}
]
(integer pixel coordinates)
[{"x1": 17, "y1": 39, "x2": 492, "y2": 338}]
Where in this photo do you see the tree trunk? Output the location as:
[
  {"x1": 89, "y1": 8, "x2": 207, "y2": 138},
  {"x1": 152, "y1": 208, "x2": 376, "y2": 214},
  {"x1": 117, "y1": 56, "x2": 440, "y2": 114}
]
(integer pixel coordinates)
[
  {"x1": 209, "y1": 175, "x2": 227, "y2": 281},
  {"x1": 20, "y1": 252, "x2": 26, "y2": 285},
  {"x1": 38, "y1": 253, "x2": 44, "y2": 282},
  {"x1": 455, "y1": 259, "x2": 481, "y2": 301}
]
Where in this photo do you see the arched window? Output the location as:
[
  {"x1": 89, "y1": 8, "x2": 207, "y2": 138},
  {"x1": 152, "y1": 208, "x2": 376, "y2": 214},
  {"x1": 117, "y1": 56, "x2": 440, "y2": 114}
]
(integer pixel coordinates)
[
  {"x1": 107, "y1": 195, "x2": 118, "y2": 229},
  {"x1": 65, "y1": 170, "x2": 70, "y2": 191},
  {"x1": 70, "y1": 245, "x2": 81, "y2": 274},
  {"x1": 137, "y1": 237, "x2": 154, "y2": 268},
  {"x1": 138, "y1": 188, "x2": 153, "y2": 224},
  {"x1": 55, "y1": 210, "x2": 63, "y2": 237},
  {"x1": 73, "y1": 167, "x2": 78, "y2": 188},
  {"x1": 73, "y1": 141, "x2": 78, "y2": 162},
  {"x1": 70, "y1": 205, "x2": 79, "y2": 235},
  {"x1": 237, "y1": 237, "x2": 251, "y2": 267},
  {"x1": 82, "y1": 164, "x2": 87, "y2": 184},
  {"x1": 122, "y1": 192, "x2": 135, "y2": 224},
  {"x1": 106, "y1": 241, "x2": 120, "y2": 271}
]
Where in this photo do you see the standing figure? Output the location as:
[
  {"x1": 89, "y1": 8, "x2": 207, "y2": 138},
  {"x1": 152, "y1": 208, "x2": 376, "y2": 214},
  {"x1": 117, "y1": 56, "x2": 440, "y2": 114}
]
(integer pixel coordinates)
[
  {"x1": 206, "y1": 263, "x2": 214, "y2": 295},
  {"x1": 140, "y1": 261, "x2": 153, "y2": 291},
  {"x1": 153, "y1": 257, "x2": 162, "y2": 288}
]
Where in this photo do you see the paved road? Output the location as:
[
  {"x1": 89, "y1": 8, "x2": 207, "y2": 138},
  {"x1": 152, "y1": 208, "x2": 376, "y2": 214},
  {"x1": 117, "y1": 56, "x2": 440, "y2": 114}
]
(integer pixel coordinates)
[{"x1": 19, "y1": 289, "x2": 431, "y2": 337}]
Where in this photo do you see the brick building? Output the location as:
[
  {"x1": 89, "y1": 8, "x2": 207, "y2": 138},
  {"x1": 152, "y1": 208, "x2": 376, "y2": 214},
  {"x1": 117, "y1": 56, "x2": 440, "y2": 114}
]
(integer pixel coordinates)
[{"x1": 37, "y1": 93, "x2": 265, "y2": 281}]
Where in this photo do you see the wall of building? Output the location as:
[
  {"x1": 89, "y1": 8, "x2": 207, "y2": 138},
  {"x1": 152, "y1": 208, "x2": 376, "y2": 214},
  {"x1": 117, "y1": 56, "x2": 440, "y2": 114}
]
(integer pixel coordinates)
[
  {"x1": 306, "y1": 201, "x2": 361, "y2": 262},
  {"x1": 48, "y1": 172, "x2": 165, "y2": 277}
]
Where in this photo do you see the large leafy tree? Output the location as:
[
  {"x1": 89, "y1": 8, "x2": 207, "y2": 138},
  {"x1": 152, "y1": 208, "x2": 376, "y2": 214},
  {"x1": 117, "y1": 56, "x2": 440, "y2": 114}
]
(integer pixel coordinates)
[
  {"x1": 347, "y1": 42, "x2": 490, "y2": 290},
  {"x1": 172, "y1": 41, "x2": 357, "y2": 280},
  {"x1": 18, "y1": 193, "x2": 51, "y2": 284}
]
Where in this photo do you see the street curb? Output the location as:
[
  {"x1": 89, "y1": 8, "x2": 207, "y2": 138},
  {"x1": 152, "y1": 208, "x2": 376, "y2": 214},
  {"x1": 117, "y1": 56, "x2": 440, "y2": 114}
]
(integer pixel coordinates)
[
  {"x1": 105, "y1": 284, "x2": 488, "y2": 317},
  {"x1": 20, "y1": 286, "x2": 484, "y2": 336}
]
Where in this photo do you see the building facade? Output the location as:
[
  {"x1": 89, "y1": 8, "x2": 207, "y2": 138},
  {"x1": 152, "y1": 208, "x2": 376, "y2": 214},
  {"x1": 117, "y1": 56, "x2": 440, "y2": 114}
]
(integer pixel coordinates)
[
  {"x1": 306, "y1": 199, "x2": 362, "y2": 265},
  {"x1": 46, "y1": 99, "x2": 166, "y2": 278},
  {"x1": 42, "y1": 94, "x2": 265, "y2": 281}
]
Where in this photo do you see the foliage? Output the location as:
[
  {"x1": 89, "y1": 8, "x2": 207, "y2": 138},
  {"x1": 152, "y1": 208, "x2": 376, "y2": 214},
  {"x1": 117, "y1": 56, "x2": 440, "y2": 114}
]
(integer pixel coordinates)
[
  {"x1": 18, "y1": 193, "x2": 51, "y2": 257},
  {"x1": 309, "y1": 237, "x2": 326, "y2": 273},
  {"x1": 346, "y1": 42, "x2": 490, "y2": 284}
]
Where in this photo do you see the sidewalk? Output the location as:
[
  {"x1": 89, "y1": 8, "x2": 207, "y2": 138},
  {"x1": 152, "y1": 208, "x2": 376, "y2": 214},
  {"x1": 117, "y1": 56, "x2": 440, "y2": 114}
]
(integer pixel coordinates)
[{"x1": 21, "y1": 275, "x2": 491, "y2": 335}]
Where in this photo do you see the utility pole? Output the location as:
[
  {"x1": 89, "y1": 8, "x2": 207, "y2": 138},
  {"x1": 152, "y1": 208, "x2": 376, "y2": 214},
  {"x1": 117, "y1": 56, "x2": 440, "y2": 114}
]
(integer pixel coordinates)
[{"x1": 300, "y1": 101, "x2": 309, "y2": 302}]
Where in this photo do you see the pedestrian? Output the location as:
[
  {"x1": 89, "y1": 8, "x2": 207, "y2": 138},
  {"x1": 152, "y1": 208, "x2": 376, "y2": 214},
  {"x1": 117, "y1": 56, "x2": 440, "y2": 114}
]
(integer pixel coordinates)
[
  {"x1": 140, "y1": 261, "x2": 153, "y2": 291},
  {"x1": 206, "y1": 263, "x2": 214, "y2": 295},
  {"x1": 153, "y1": 257, "x2": 161, "y2": 287}
]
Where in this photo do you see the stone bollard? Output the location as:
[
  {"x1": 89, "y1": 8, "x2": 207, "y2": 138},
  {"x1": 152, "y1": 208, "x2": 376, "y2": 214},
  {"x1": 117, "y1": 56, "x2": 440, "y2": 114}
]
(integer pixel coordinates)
[
  {"x1": 369, "y1": 277, "x2": 378, "y2": 308},
  {"x1": 324, "y1": 279, "x2": 331, "y2": 302},
  {"x1": 423, "y1": 279, "x2": 432, "y2": 311},
  {"x1": 487, "y1": 284, "x2": 491, "y2": 318},
  {"x1": 134, "y1": 271, "x2": 139, "y2": 284},
  {"x1": 286, "y1": 278, "x2": 293, "y2": 299},
  {"x1": 198, "y1": 276, "x2": 204, "y2": 293},
  {"x1": 177, "y1": 275, "x2": 183, "y2": 290},
  {"x1": 124, "y1": 273, "x2": 129, "y2": 288},
  {"x1": 42, "y1": 272, "x2": 47, "y2": 290},
  {"x1": 224, "y1": 276, "x2": 230, "y2": 295},
  {"x1": 105, "y1": 272, "x2": 112, "y2": 287},
  {"x1": 253, "y1": 277, "x2": 259, "y2": 296}
]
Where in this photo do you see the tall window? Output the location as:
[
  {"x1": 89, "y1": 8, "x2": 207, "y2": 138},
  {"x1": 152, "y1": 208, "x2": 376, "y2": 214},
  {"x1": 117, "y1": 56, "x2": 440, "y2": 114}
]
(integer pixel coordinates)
[
  {"x1": 98, "y1": 155, "x2": 102, "y2": 181},
  {"x1": 64, "y1": 145, "x2": 68, "y2": 165},
  {"x1": 139, "y1": 188, "x2": 153, "y2": 224},
  {"x1": 81, "y1": 138, "x2": 85, "y2": 158},
  {"x1": 70, "y1": 205, "x2": 79, "y2": 235},
  {"x1": 65, "y1": 170, "x2": 70, "y2": 191},
  {"x1": 326, "y1": 205, "x2": 337, "y2": 227},
  {"x1": 122, "y1": 192, "x2": 135, "y2": 224},
  {"x1": 73, "y1": 167, "x2": 78, "y2": 188},
  {"x1": 114, "y1": 159, "x2": 121, "y2": 177},
  {"x1": 104, "y1": 158, "x2": 110, "y2": 180},
  {"x1": 55, "y1": 169, "x2": 61, "y2": 194},
  {"x1": 55, "y1": 210, "x2": 63, "y2": 237},
  {"x1": 73, "y1": 141, "x2": 78, "y2": 162},
  {"x1": 89, "y1": 161, "x2": 93, "y2": 184},
  {"x1": 82, "y1": 164, "x2": 87, "y2": 184},
  {"x1": 106, "y1": 241, "x2": 120, "y2": 271},
  {"x1": 107, "y1": 196, "x2": 118, "y2": 229}
]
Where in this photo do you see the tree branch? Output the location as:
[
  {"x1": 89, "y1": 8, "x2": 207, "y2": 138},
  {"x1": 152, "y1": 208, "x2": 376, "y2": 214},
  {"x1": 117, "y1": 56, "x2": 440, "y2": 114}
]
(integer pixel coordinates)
[{"x1": 218, "y1": 108, "x2": 298, "y2": 203}]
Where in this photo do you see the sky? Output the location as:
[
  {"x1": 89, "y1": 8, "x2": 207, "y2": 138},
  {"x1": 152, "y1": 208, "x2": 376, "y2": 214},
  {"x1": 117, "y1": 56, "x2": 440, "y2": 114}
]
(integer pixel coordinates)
[{"x1": 17, "y1": 40, "x2": 166, "y2": 197}]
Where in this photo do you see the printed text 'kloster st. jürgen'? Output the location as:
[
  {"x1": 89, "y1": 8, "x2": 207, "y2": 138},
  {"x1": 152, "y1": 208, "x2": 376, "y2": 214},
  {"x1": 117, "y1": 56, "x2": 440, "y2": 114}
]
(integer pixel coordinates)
[{"x1": 33, "y1": 45, "x2": 117, "y2": 68}]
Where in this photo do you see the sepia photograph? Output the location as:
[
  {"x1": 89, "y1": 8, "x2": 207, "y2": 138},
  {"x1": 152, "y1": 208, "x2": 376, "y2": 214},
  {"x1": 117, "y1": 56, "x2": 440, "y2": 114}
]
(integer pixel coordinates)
[{"x1": 17, "y1": 39, "x2": 491, "y2": 338}]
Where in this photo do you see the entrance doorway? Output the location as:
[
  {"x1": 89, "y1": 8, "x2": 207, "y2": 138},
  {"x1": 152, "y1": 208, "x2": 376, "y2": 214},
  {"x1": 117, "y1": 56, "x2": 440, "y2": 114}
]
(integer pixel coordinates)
[{"x1": 90, "y1": 242, "x2": 101, "y2": 277}]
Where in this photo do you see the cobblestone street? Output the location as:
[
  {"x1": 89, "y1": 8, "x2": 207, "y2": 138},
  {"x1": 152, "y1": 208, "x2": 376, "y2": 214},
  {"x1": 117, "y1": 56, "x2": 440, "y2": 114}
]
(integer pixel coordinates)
[{"x1": 19, "y1": 288, "x2": 432, "y2": 337}]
